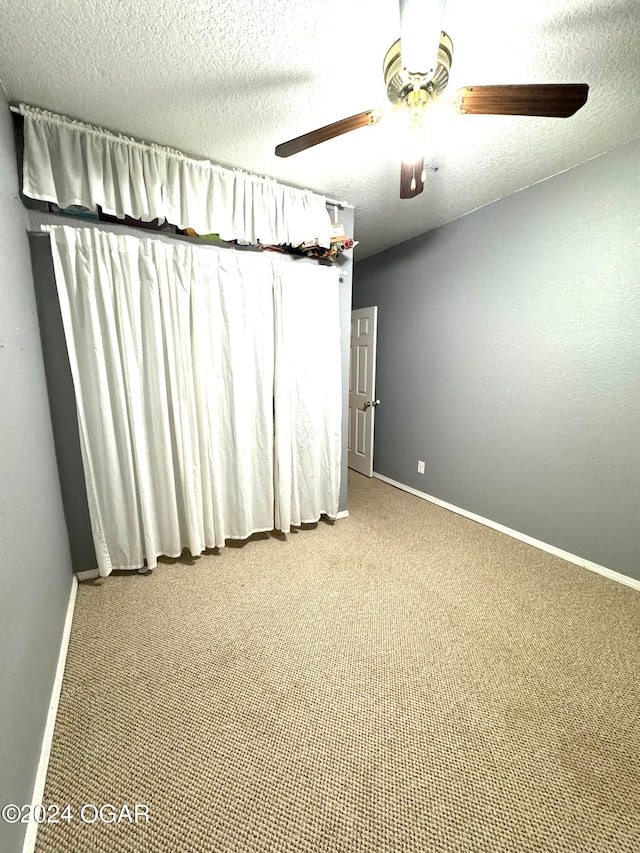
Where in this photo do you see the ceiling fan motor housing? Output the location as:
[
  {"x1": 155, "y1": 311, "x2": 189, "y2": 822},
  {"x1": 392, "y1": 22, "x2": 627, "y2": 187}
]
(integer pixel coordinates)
[{"x1": 384, "y1": 31, "x2": 453, "y2": 106}]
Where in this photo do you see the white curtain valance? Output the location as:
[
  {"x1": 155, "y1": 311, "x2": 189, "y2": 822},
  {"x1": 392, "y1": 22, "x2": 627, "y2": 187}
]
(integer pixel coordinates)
[{"x1": 20, "y1": 104, "x2": 332, "y2": 248}]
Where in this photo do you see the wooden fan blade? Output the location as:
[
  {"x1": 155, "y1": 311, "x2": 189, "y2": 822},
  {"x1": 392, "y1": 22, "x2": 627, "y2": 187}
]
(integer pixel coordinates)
[
  {"x1": 275, "y1": 110, "x2": 382, "y2": 157},
  {"x1": 455, "y1": 84, "x2": 589, "y2": 118},
  {"x1": 400, "y1": 158, "x2": 424, "y2": 199}
]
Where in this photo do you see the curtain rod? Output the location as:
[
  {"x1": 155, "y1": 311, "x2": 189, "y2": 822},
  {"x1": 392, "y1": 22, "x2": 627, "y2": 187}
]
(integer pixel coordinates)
[
  {"x1": 11, "y1": 104, "x2": 354, "y2": 210},
  {"x1": 325, "y1": 199, "x2": 354, "y2": 210},
  {"x1": 27, "y1": 228, "x2": 345, "y2": 280}
]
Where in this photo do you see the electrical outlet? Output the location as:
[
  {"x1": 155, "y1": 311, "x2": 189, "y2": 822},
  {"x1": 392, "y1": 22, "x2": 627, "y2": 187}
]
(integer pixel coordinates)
[{"x1": 417, "y1": 460, "x2": 425, "y2": 474}]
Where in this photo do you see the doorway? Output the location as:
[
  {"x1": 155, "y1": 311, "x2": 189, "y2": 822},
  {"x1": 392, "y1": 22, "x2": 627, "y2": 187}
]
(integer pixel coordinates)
[{"x1": 348, "y1": 306, "x2": 378, "y2": 476}]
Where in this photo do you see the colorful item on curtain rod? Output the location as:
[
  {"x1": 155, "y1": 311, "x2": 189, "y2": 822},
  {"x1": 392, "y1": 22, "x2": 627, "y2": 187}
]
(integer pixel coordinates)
[
  {"x1": 20, "y1": 104, "x2": 332, "y2": 249},
  {"x1": 47, "y1": 225, "x2": 342, "y2": 577}
]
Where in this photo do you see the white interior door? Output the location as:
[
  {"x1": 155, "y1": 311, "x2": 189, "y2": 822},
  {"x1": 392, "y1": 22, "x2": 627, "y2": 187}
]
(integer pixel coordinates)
[{"x1": 348, "y1": 306, "x2": 379, "y2": 476}]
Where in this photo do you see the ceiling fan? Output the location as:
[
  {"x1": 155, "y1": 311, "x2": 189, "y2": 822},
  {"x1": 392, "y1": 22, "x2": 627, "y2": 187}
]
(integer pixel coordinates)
[{"x1": 274, "y1": 0, "x2": 589, "y2": 199}]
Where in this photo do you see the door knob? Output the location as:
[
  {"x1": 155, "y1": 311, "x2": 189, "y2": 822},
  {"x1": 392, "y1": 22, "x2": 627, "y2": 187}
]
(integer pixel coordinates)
[{"x1": 363, "y1": 399, "x2": 381, "y2": 409}]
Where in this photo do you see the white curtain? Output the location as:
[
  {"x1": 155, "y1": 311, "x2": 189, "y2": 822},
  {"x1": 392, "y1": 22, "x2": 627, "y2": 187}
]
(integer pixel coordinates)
[
  {"x1": 274, "y1": 264, "x2": 342, "y2": 531},
  {"x1": 21, "y1": 104, "x2": 332, "y2": 249},
  {"x1": 47, "y1": 225, "x2": 341, "y2": 576}
]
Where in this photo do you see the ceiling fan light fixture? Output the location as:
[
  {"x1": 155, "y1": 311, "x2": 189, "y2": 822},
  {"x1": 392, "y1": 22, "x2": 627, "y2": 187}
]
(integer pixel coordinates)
[
  {"x1": 399, "y1": 0, "x2": 447, "y2": 77},
  {"x1": 396, "y1": 111, "x2": 427, "y2": 164},
  {"x1": 384, "y1": 32, "x2": 453, "y2": 107}
]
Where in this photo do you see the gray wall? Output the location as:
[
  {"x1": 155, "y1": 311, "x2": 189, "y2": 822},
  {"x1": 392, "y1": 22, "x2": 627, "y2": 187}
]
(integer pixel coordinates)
[
  {"x1": 0, "y1": 95, "x2": 74, "y2": 852},
  {"x1": 353, "y1": 140, "x2": 640, "y2": 581},
  {"x1": 28, "y1": 233, "x2": 97, "y2": 573}
]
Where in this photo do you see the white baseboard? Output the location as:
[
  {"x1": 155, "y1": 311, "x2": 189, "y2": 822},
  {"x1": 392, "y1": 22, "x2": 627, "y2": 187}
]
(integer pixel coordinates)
[
  {"x1": 76, "y1": 567, "x2": 99, "y2": 581},
  {"x1": 22, "y1": 575, "x2": 78, "y2": 853},
  {"x1": 373, "y1": 472, "x2": 640, "y2": 592},
  {"x1": 335, "y1": 510, "x2": 349, "y2": 520}
]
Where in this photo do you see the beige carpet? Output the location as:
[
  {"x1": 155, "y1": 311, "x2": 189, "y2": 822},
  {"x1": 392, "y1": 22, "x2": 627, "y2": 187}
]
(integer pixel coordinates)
[{"x1": 35, "y1": 472, "x2": 640, "y2": 852}]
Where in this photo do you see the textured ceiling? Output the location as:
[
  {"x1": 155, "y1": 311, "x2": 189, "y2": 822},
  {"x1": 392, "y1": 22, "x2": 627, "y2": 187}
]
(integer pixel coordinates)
[{"x1": 0, "y1": 0, "x2": 639, "y2": 259}]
